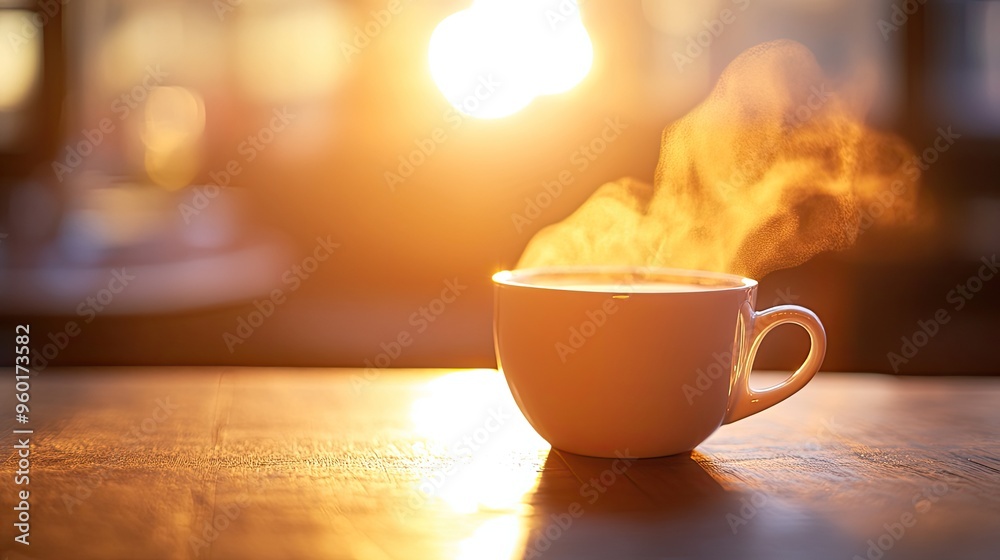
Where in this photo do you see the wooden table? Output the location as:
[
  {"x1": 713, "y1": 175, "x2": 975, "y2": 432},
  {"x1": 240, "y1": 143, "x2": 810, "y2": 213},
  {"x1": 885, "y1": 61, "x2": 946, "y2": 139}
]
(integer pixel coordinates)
[{"x1": 2, "y1": 368, "x2": 998, "y2": 560}]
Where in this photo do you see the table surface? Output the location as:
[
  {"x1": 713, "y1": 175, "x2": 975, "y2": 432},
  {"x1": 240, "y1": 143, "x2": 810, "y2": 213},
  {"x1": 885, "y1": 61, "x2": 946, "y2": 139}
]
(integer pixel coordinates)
[{"x1": 1, "y1": 368, "x2": 998, "y2": 560}]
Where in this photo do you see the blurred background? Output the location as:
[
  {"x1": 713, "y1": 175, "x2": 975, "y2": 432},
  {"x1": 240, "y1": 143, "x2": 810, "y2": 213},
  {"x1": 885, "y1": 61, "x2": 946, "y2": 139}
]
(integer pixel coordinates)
[{"x1": 0, "y1": 0, "x2": 997, "y2": 374}]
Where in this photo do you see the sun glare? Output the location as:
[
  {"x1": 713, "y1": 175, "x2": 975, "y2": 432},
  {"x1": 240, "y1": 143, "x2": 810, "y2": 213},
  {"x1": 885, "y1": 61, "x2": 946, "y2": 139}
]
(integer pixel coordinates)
[
  {"x1": 409, "y1": 370, "x2": 548, "y2": 514},
  {"x1": 428, "y1": 0, "x2": 593, "y2": 119},
  {"x1": 455, "y1": 515, "x2": 524, "y2": 560}
]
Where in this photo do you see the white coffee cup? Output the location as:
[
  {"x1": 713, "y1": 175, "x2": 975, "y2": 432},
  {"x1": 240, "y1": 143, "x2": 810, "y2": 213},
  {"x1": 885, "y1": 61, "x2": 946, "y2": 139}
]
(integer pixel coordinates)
[{"x1": 493, "y1": 266, "x2": 826, "y2": 458}]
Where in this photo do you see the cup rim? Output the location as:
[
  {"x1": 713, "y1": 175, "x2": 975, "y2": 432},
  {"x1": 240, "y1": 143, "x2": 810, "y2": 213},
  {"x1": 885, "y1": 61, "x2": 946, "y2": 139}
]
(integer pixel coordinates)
[{"x1": 492, "y1": 265, "x2": 756, "y2": 294}]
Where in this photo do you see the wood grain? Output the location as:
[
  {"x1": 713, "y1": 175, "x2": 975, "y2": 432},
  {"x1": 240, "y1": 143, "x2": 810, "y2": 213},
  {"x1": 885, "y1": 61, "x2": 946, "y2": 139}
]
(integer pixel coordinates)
[{"x1": 1, "y1": 368, "x2": 998, "y2": 560}]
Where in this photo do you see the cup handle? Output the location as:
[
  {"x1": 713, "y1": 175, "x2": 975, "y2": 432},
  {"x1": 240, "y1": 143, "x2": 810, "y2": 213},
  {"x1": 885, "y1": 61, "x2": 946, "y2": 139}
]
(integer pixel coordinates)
[{"x1": 722, "y1": 304, "x2": 827, "y2": 424}]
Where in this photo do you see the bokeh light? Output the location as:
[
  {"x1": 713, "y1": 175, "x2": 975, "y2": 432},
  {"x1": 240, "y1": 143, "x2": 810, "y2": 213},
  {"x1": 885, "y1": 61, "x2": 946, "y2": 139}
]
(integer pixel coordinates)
[
  {"x1": 142, "y1": 86, "x2": 206, "y2": 190},
  {"x1": 0, "y1": 10, "x2": 42, "y2": 110},
  {"x1": 234, "y1": 1, "x2": 350, "y2": 102}
]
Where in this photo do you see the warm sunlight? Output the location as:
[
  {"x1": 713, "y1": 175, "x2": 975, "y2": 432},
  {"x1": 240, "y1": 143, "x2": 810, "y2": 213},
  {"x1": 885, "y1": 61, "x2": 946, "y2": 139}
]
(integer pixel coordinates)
[
  {"x1": 428, "y1": 0, "x2": 593, "y2": 119},
  {"x1": 455, "y1": 515, "x2": 524, "y2": 560},
  {"x1": 409, "y1": 370, "x2": 547, "y2": 514}
]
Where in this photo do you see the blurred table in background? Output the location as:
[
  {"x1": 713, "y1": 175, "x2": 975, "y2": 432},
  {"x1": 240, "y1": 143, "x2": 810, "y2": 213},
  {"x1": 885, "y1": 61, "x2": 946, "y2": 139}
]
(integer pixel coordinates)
[{"x1": 1, "y1": 368, "x2": 998, "y2": 560}]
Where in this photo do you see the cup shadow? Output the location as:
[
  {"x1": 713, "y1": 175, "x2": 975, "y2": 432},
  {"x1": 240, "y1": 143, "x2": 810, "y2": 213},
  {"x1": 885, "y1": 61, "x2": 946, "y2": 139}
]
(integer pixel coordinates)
[{"x1": 513, "y1": 449, "x2": 755, "y2": 559}]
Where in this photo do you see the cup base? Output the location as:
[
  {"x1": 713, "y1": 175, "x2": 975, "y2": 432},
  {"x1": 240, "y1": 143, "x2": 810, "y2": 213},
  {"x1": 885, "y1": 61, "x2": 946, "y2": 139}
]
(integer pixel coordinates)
[{"x1": 553, "y1": 445, "x2": 695, "y2": 460}]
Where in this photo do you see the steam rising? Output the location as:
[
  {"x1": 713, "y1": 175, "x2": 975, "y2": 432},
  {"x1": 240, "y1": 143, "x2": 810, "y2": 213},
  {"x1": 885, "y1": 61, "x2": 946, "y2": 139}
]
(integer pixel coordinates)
[{"x1": 517, "y1": 40, "x2": 918, "y2": 279}]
